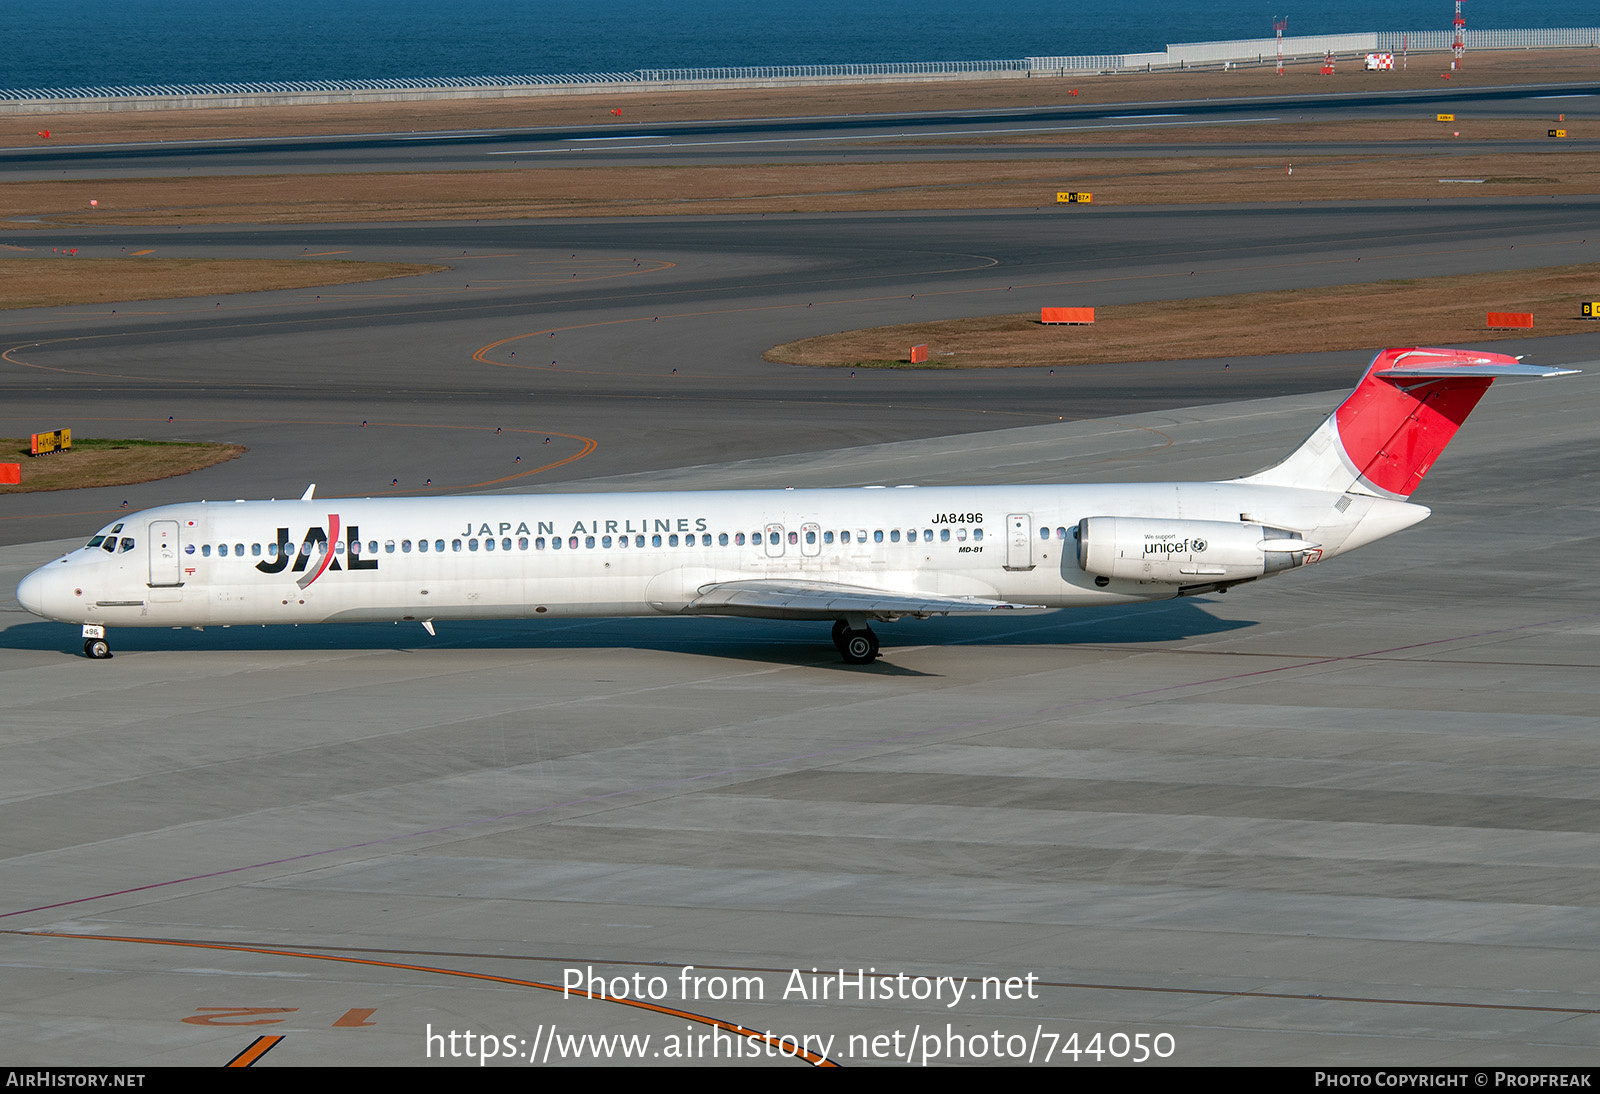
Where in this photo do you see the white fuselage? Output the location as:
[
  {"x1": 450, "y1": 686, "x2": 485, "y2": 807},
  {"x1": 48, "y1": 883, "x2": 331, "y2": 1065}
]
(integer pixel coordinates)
[{"x1": 18, "y1": 481, "x2": 1425, "y2": 631}]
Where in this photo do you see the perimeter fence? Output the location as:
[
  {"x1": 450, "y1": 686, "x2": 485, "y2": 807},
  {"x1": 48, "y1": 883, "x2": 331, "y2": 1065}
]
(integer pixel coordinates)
[{"x1": 1, "y1": 27, "x2": 1595, "y2": 112}]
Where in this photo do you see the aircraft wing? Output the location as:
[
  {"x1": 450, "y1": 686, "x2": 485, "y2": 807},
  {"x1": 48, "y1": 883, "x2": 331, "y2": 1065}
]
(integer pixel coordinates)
[{"x1": 681, "y1": 579, "x2": 1038, "y2": 621}]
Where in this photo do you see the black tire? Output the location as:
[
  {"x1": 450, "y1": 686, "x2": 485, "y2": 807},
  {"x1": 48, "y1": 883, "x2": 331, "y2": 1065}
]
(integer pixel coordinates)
[
  {"x1": 84, "y1": 638, "x2": 111, "y2": 660},
  {"x1": 839, "y1": 628, "x2": 879, "y2": 665},
  {"x1": 831, "y1": 619, "x2": 849, "y2": 648}
]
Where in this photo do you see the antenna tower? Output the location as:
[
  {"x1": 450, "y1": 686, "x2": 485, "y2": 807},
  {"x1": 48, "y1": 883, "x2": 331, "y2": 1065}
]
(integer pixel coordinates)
[
  {"x1": 1453, "y1": 1, "x2": 1466, "y2": 68},
  {"x1": 1274, "y1": 18, "x2": 1288, "y2": 75}
]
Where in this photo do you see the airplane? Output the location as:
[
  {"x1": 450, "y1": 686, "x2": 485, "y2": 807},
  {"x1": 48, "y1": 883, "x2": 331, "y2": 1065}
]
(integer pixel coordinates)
[{"x1": 15, "y1": 346, "x2": 1577, "y2": 664}]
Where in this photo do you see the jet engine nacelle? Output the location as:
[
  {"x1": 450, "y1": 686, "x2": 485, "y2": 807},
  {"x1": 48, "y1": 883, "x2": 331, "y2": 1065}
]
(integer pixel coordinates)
[{"x1": 1076, "y1": 516, "x2": 1315, "y2": 584}]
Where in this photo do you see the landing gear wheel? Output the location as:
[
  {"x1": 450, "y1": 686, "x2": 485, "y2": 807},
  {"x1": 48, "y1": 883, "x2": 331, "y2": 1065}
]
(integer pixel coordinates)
[
  {"x1": 84, "y1": 638, "x2": 111, "y2": 660},
  {"x1": 831, "y1": 619, "x2": 849, "y2": 647},
  {"x1": 838, "y1": 627, "x2": 880, "y2": 665}
]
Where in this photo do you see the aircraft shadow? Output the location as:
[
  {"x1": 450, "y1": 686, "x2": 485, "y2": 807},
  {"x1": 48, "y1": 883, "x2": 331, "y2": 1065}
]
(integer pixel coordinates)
[{"x1": 2, "y1": 599, "x2": 1252, "y2": 675}]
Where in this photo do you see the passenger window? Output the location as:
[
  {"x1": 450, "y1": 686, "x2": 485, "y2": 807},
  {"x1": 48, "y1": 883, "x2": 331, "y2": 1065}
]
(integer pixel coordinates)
[
  {"x1": 856, "y1": 529, "x2": 867, "y2": 542},
  {"x1": 551, "y1": 537, "x2": 562, "y2": 550},
  {"x1": 502, "y1": 538, "x2": 512, "y2": 551},
  {"x1": 806, "y1": 530, "x2": 816, "y2": 544},
  {"x1": 874, "y1": 530, "x2": 884, "y2": 543},
  {"x1": 419, "y1": 539, "x2": 430, "y2": 553},
  {"x1": 469, "y1": 539, "x2": 479, "y2": 551},
  {"x1": 1040, "y1": 527, "x2": 1050, "y2": 541},
  {"x1": 402, "y1": 540, "x2": 412, "y2": 553},
  {"x1": 569, "y1": 537, "x2": 579, "y2": 549},
  {"x1": 601, "y1": 536, "x2": 612, "y2": 548},
  {"x1": 485, "y1": 538, "x2": 496, "y2": 551},
  {"x1": 841, "y1": 530, "x2": 851, "y2": 543},
  {"x1": 974, "y1": 529, "x2": 983, "y2": 542},
  {"x1": 585, "y1": 536, "x2": 595, "y2": 548},
  {"x1": 735, "y1": 532, "x2": 745, "y2": 546},
  {"x1": 435, "y1": 539, "x2": 445, "y2": 552},
  {"x1": 252, "y1": 543, "x2": 262, "y2": 557},
  {"x1": 368, "y1": 541, "x2": 377, "y2": 554},
  {"x1": 824, "y1": 531, "x2": 834, "y2": 544},
  {"x1": 519, "y1": 537, "x2": 529, "y2": 550},
  {"x1": 788, "y1": 532, "x2": 797, "y2": 545},
  {"x1": 669, "y1": 534, "x2": 679, "y2": 547},
  {"x1": 618, "y1": 535, "x2": 629, "y2": 548},
  {"x1": 923, "y1": 529, "x2": 932, "y2": 542},
  {"x1": 236, "y1": 543, "x2": 245, "y2": 555},
  {"x1": 957, "y1": 529, "x2": 967, "y2": 541},
  {"x1": 752, "y1": 532, "x2": 762, "y2": 545},
  {"x1": 535, "y1": 537, "x2": 545, "y2": 550},
  {"x1": 453, "y1": 539, "x2": 463, "y2": 552},
  {"x1": 202, "y1": 544, "x2": 212, "y2": 557},
  {"x1": 718, "y1": 533, "x2": 728, "y2": 546},
  {"x1": 652, "y1": 534, "x2": 662, "y2": 547},
  {"x1": 634, "y1": 535, "x2": 644, "y2": 547},
  {"x1": 889, "y1": 530, "x2": 900, "y2": 543},
  {"x1": 941, "y1": 529, "x2": 950, "y2": 542}
]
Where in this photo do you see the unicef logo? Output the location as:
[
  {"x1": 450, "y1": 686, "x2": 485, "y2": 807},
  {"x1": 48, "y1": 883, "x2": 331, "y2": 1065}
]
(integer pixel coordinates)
[{"x1": 1191, "y1": 538, "x2": 1207, "y2": 552}]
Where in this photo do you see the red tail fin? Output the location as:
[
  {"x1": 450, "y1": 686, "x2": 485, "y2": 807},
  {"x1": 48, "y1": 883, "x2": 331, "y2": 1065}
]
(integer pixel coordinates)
[{"x1": 1241, "y1": 348, "x2": 1577, "y2": 498}]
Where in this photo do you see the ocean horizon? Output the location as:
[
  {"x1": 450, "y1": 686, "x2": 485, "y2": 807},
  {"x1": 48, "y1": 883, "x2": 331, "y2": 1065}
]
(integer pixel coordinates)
[{"x1": 4, "y1": 0, "x2": 1597, "y2": 91}]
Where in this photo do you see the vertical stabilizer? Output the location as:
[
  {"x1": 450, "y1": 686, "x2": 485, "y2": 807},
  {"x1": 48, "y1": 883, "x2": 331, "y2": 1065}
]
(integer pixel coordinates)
[{"x1": 1239, "y1": 348, "x2": 1577, "y2": 499}]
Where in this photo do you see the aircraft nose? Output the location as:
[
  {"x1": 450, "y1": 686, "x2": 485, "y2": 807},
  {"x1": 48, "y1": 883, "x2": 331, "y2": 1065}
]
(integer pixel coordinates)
[
  {"x1": 16, "y1": 562, "x2": 69, "y2": 621},
  {"x1": 16, "y1": 567, "x2": 46, "y2": 617}
]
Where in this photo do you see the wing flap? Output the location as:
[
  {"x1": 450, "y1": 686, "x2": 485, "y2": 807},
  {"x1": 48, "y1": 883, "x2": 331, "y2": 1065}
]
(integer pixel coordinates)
[{"x1": 682, "y1": 578, "x2": 1036, "y2": 620}]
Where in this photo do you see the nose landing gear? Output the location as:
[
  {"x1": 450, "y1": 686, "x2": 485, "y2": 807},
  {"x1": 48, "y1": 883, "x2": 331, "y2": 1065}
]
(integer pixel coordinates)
[{"x1": 82, "y1": 625, "x2": 111, "y2": 659}]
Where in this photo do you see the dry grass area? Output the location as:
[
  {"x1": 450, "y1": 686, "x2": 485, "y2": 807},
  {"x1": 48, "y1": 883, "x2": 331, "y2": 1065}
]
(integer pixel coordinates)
[
  {"x1": 0, "y1": 437, "x2": 245, "y2": 493},
  {"x1": 0, "y1": 257, "x2": 443, "y2": 308},
  {"x1": 3, "y1": 49, "x2": 1595, "y2": 148},
  {"x1": 0, "y1": 49, "x2": 1593, "y2": 228},
  {"x1": 765, "y1": 265, "x2": 1600, "y2": 368},
  {"x1": 4, "y1": 148, "x2": 1598, "y2": 227}
]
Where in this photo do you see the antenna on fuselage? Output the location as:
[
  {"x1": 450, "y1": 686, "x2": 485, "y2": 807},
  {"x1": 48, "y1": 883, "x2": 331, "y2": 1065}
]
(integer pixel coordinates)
[{"x1": 301, "y1": 484, "x2": 316, "y2": 500}]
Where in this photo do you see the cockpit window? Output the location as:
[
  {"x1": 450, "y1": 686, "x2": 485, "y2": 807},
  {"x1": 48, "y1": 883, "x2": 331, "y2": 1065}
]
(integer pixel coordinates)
[
  {"x1": 86, "y1": 523, "x2": 124, "y2": 551},
  {"x1": 118, "y1": 537, "x2": 135, "y2": 552}
]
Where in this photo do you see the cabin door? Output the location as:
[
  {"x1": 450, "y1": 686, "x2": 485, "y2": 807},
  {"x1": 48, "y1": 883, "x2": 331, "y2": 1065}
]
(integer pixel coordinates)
[
  {"x1": 1004, "y1": 513, "x2": 1035, "y2": 571},
  {"x1": 148, "y1": 520, "x2": 184, "y2": 587}
]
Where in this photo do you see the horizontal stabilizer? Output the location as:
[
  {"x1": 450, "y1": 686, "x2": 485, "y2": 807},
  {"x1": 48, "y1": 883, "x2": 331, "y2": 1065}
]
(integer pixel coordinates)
[
  {"x1": 1376, "y1": 362, "x2": 1579, "y2": 380},
  {"x1": 684, "y1": 578, "x2": 1037, "y2": 620}
]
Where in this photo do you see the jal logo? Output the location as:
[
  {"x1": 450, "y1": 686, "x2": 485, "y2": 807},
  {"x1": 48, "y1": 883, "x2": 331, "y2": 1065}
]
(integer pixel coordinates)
[{"x1": 255, "y1": 515, "x2": 377, "y2": 588}]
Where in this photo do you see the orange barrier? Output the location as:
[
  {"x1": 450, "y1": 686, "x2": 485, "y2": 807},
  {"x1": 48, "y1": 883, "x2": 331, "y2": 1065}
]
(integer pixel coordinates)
[
  {"x1": 30, "y1": 428, "x2": 71, "y2": 456},
  {"x1": 0, "y1": 464, "x2": 18, "y2": 484},
  {"x1": 1042, "y1": 307, "x2": 1095, "y2": 325},
  {"x1": 909, "y1": 344, "x2": 928, "y2": 363},
  {"x1": 1486, "y1": 312, "x2": 1533, "y2": 329}
]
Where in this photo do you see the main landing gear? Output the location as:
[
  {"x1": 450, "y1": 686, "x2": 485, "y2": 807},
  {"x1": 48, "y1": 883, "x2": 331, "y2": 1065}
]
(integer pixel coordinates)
[
  {"x1": 83, "y1": 625, "x2": 111, "y2": 659},
  {"x1": 831, "y1": 618, "x2": 880, "y2": 665}
]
